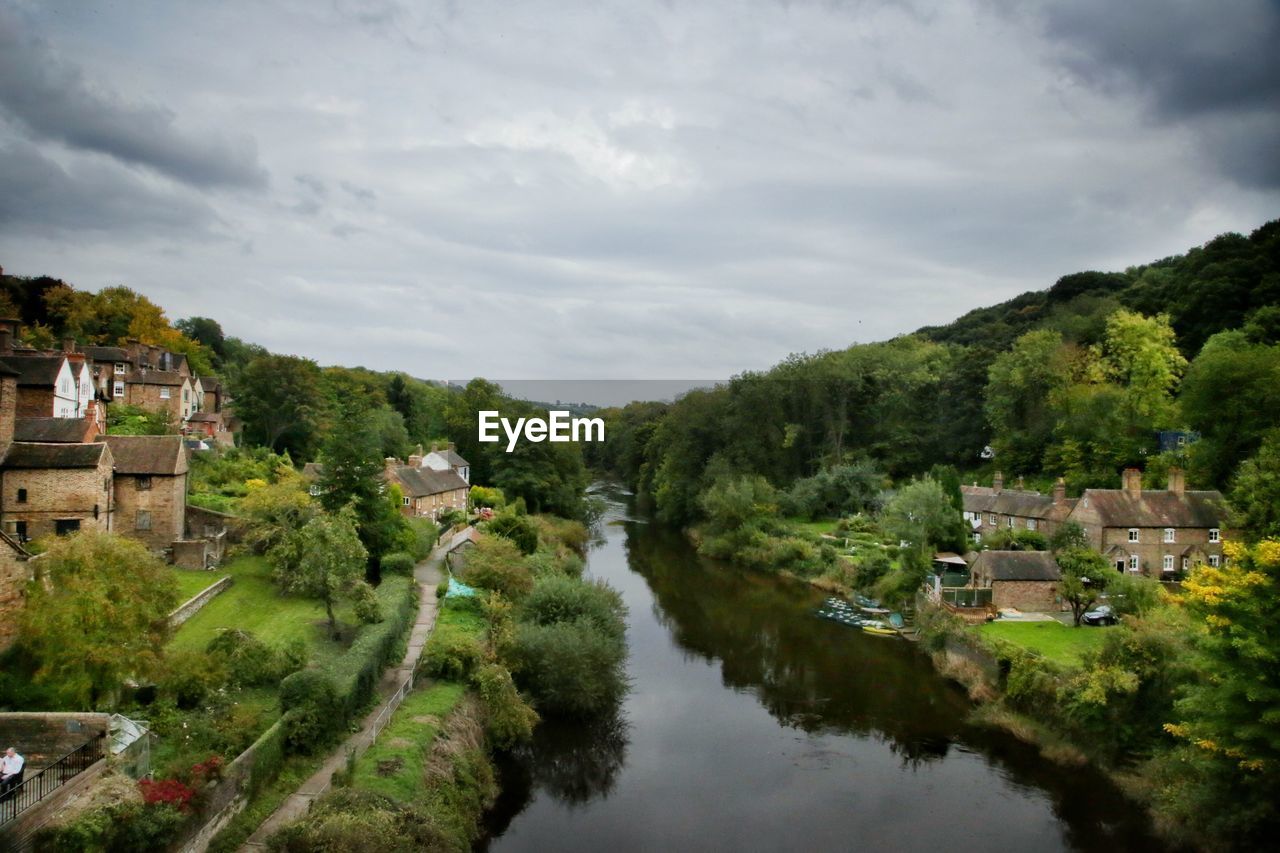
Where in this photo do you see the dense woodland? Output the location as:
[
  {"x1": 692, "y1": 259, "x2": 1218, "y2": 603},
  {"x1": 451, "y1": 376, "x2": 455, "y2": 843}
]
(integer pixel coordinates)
[{"x1": 587, "y1": 219, "x2": 1280, "y2": 536}]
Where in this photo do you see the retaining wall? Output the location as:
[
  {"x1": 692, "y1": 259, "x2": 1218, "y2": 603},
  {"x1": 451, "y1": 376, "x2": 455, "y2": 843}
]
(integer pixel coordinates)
[{"x1": 168, "y1": 576, "x2": 233, "y2": 628}]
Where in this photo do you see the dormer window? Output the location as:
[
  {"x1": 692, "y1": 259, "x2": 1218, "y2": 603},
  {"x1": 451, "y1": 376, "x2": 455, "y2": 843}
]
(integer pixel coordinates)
[
  {"x1": 1163, "y1": 528, "x2": 1175, "y2": 543},
  {"x1": 1128, "y1": 528, "x2": 1139, "y2": 543}
]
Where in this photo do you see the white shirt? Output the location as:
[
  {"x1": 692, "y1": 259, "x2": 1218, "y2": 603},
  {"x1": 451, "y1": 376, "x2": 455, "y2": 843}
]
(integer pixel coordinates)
[{"x1": 1, "y1": 753, "x2": 23, "y2": 777}]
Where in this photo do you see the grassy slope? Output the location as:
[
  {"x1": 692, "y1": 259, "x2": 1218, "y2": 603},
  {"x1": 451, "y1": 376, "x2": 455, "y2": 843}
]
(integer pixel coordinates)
[
  {"x1": 351, "y1": 681, "x2": 467, "y2": 802},
  {"x1": 977, "y1": 620, "x2": 1111, "y2": 666}
]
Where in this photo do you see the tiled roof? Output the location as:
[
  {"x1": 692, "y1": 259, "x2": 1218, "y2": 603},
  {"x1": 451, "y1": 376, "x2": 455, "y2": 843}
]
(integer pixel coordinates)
[
  {"x1": 13, "y1": 417, "x2": 91, "y2": 443},
  {"x1": 1075, "y1": 489, "x2": 1229, "y2": 529},
  {"x1": 391, "y1": 466, "x2": 469, "y2": 497},
  {"x1": 102, "y1": 435, "x2": 189, "y2": 475},
  {"x1": 432, "y1": 448, "x2": 469, "y2": 468},
  {"x1": 961, "y1": 485, "x2": 1072, "y2": 520},
  {"x1": 972, "y1": 550, "x2": 1061, "y2": 582},
  {"x1": 1, "y1": 441, "x2": 109, "y2": 470},
  {"x1": 79, "y1": 345, "x2": 130, "y2": 363},
  {"x1": 0, "y1": 355, "x2": 65, "y2": 387}
]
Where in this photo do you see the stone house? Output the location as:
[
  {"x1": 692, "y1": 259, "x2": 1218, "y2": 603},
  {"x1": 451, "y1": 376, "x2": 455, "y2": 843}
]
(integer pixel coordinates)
[
  {"x1": 0, "y1": 442, "x2": 115, "y2": 542},
  {"x1": 1065, "y1": 468, "x2": 1230, "y2": 577},
  {"x1": 123, "y1": 369, "x2": 191, "y2": 423},
  {"x1": 385, "y1": 462, "x2": 470, "y2": 521},
  {"x1": 969, "y1": 550, "x2": 1062, "y2": 612},
  {"x1": 102, "y1": 435, "x2": 189, "y2": 552},
  {"x1": 961, "y1": 472, "x2": 1075, "y2": 545},
  {"x1": 0, "y1": 530, "x2": 33, "y2": 652}
]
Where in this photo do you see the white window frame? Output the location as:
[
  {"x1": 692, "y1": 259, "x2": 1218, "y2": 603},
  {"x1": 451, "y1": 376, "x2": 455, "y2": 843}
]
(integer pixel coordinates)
[
  {"x1": 1209, "y1": 528, "x2": 1220, "y2": 543},
  {"x1": 1162, "y1": 555, "x2": 1174, "y2": 572},
  {"x1": 159, "y1": 387, "x2": 171, "y2": 399},
  {"x1": 1208, "y1": 554, "x2": 1220, "y2": 568},
  {"x1": 972, "y1": 533, "x2": 981, "y2": 544},
  {"x1": 1006, "y1": 517, "x2": 1014, "y2": 529},
  {"x1": 1027, "y1": 519, "x2": 1037, "y2": 531},
  {"x1": 989, "y1": 513, "x2": 997, "y2": 525},
  {"x1": 1182, "y1": 557, "x2": 1189, "y2": 571},
  {"x1": 402, "y1": 496, "x2": 411, "y2": 506},
  {"x1": 114, "y1": 363, "x2": 126, "y2": 375},
  {"x1": 1163, "y1": 528, "x2": 1175, "y2": 543},
  {"x1": 1129, "y1": 554, "x2": 1140, "y2": 572},
  {"x1": 1128, "y1": 528, "x2": 1140, "y2": 543},
  {"x1": 113, "y1": 381, "x2": 125, "y2": 397}
]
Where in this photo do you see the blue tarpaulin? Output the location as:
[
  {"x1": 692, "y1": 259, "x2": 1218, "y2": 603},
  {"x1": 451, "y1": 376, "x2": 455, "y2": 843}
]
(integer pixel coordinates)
[{"x1": 444, "y1": 578, "x2": 478, "y2": 598}]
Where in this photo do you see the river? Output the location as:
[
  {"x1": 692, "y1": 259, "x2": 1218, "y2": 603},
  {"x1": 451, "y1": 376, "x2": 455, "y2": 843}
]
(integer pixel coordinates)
[{"x1": 480, "y1": 486, "x2": 1166, "y2": 852}]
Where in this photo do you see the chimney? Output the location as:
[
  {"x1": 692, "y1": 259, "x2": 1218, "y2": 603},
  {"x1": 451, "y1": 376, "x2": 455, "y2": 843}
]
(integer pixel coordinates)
[
  {"x1": 1122, "y1": 468, "x2": 1142, "y2": 499},
  {"x1": 992, "y1": 471, "x2": 1004, "y2": 493},
  {"x1": 1053, "y1": 477, "x2": 1066, "y2": 505},
  {"x1": 1167, "y1": 467, "x2": 1186, "y2": 495},
  {"x1": 1015, "y1": 476, "x2": 1025, "y2": 491},
  {"x1": 62, "y1": 336, "x2": 75, "y2": 354},
  {"x1": 408, "y1": 454, "x2": 423, "y2": 468},
  {"x1": 0, "y1": 371, "x2": 16, "y2": 450},
  {"x1": 0, "y1": 328, "x2": 11, "y2": 355}
]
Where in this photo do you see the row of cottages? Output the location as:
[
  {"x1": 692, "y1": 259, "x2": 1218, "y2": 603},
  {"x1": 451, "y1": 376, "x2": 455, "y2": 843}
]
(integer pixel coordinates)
[
  {"x1": 961, "y1": 468, "x2": 1232, "y2": 578},
  {"x1": 0, "y1": 319, "x2": 236, "y2": 444},
  {"x1": 0, "y1": 369, "x2": 191, "y2": 548},
  {"x1": 385, "y1": 446, "x2": 471, "y2": 521}
]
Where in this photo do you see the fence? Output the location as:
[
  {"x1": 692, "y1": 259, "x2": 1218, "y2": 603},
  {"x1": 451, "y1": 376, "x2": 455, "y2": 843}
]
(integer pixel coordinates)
[
  {"x1": 0, "y1": 737, "x2": 102, "y2": 826},
  {"x1": 941, "y1": 587, "x2": 992, "y2": 608}
]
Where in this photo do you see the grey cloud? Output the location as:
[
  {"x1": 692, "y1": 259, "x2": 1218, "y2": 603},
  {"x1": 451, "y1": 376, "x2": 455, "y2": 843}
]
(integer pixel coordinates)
[{"x1": 0, "y1": 15, "x2": 268, "y2": 189}]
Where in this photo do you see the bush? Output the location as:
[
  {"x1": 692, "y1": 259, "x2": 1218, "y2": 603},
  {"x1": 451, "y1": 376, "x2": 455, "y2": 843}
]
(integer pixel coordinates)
[
  {"x1": 519, "y1": 576, "x2": 627, "y2": 643},
  {"x1": 280, "y1": 669, "x2": 342, "y2": 754},
  {"x1": 353, "y1": 582, "x2": 383, "y2": 624},
  {"x1": 206, "y1": 629, "x2": 294, "y2": 688},
  {"x1": 381, "y1": 551, "x2": 416, "y2": 575},
  {"x1": 406, "y1": 518, "x2": 439, "y2": 560},
  {"x1": 458, "y1": 537, "x2": 533, "y2": 600},
  {"x1": 509, "y1": 619, "x2": 627, "y2": 716},
  {"x1": 487, "y1": 513, "x2": 539, "y2": 555},
  {"x1": 267, "y1": 789, "x2": 452, "y2": 852},
  {"x1": 159, "y1": 650, "x2": 228, "y2": 710},
  {"x1": 422, "y1": 622, "x2": 485, "y2": 681},
  {"x1": 473, "y1": 662, "x2": 538, "y2": 748}
]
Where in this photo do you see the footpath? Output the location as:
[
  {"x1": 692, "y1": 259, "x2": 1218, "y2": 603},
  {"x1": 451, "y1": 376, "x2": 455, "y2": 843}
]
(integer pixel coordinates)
[{"x1": 239, "y1": 533, "x2": 463, "y2": 850}]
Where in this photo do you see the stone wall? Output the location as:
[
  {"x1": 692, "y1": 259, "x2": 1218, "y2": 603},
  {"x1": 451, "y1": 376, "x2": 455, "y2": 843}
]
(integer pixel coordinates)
[
  {"x1": 168, "y1": 575, "x2": 232, "y2": 627},
  {"x1": 124, "y1": 383, "x2": 182, "y2": 421},
  {"x1": 14, "y1": 387, "x2": 54, "y2": 418},
  {"x1": 991, "y1": 580, "x2": 1060, "y2": 612},
  {"x1": 175, "y1": 719, "x2": 285, "y2": 853},
  {"x1": 112, "y1": 471, "x2": 187, "y2": 552},
  {"x1": 0, "y1": 713, "x2": 110, "y2": 768},
  {"x1": 0, "y1": 457, "x2": 113, "y2": 540},
  {"x1": 184, "y1": 505, "x2": 238, "y2": 544}
]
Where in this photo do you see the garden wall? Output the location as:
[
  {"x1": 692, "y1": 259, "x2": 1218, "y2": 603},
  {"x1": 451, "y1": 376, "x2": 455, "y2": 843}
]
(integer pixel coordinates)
[{"x1": 167, "y1": 576, "x2": 233, "y2": 628}]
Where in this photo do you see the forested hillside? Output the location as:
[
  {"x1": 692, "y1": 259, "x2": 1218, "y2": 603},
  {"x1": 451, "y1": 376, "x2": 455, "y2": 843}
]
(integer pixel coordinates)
[{"x1": 589, "y1": 219, "x2": 1280, "y2": 533}]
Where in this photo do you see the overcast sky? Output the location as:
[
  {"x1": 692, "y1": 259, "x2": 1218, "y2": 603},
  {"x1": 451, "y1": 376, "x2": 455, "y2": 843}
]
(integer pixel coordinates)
[{"x1": 1, "y1": 0, "x2": 1277, "y2": 384}]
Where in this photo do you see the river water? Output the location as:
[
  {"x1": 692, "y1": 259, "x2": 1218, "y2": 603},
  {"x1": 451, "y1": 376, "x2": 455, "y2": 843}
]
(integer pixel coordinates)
[{"x1": 480, "y1": 487, "x2": 1165, "y2": 852}]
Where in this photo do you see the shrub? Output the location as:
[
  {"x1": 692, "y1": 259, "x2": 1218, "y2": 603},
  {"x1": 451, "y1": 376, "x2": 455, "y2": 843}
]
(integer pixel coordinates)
[
  {"x1": 353, "y1": 581, "x2": 383, "y2": 624},
  {"x1": 487, "y1": 513, "x2": 539, "y2": 555},
  {"x1": 381, "y1": 551, "x2": 416, "y2": 575},
  {"x1": 280, "y1": 669, "x2": 342, "y2": 754},
  {"x1": 474, "y1": 662, "x2": 538, "y2": 748},
  {"x1": 519, "y1": 576, "x2": 627, "y2": 643},
  {"x1": 267, "y1": 789, "x2": 452, "y2": 852},
  {"x1": 509, "y1": 619, "x2": 627, "y2": 716},
  {"x1": 206, "y1": 629, "x2": 287, "y2": 687},
  {"x1": 159, "y1": 650, "x2": 228, "y2": 710},
  {"x1": 422, "y1": 622, "x2": 486, "y2": 681},
  {"x1": 406, "y1": 518, "x2": 439, "y2": 560},
  {"x1": 458, "y1": 537, "x2": 533, "y2": 600}
]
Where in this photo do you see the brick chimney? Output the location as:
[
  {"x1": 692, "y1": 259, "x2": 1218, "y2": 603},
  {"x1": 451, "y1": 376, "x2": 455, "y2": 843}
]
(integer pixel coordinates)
[
  {"x1": 1053, "y1": 477, "x2": 1066, "y2": 505},
  {"x1": 62, "y1": 336, "x2": 75, "y2": 354},
  {"x1": 992, "y1": 471, "x2": 1004, "y2": 493},
  {"x1": 408, "y1": 453, "x2": 424, "y2": 468},
  {"x1": 0, "y1": 327, "x2": 11, "y2": 355},
  {"x1": 1167, "y1": 467, "x2": 1186, "y2": 495},
  {"x1": 1122, "y1": 468, "x2": 1142, "y2": 499},
  {"x1": 0, "y1": 370, "x2": 17, "y2": 450},
  {"x1": 1015, "y1": 476, "x2": 1025, "y2": 491}
]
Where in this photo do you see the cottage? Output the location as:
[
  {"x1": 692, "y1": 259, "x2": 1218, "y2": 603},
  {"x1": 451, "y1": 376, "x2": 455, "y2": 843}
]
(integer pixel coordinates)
[
  {"x1": 386, "y1": 463, "x2": 469, "y2": 521},
  {"x1": 961, "y1": 472, "x2": 1074, "y2": 544},
  {"x1": 102, "y1": 435, "x2": 189, "y2": 552},
  {"x1": 0, "y1": 353, "x2": 93, "y2": 419},
  {"x1": 969, "y1": 551, "x2": 1062, "y2": 612},
  {"x1": 123, "y1": 369, "x2": 191, "y2": 423},
  {"x1": 1066, "y1": 467, "x2": 1230, "y2": 577},
  {"x1": 0, "y1": 442, "x2": 115, "y2": 542},
  {"x1": 79, "y1": 345, "x2": 132, "y2": 401}
]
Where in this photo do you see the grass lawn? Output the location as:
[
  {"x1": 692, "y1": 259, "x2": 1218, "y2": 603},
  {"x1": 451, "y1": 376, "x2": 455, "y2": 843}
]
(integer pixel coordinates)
[
  {"x1": 977, "y1": 620, "x2": 1112, "y2": 667},
  {"x1": 786, "y1": 517, "x2": 840, "y2": 537},
  {"x1": 351, "y1": 681, "x2": 467, "y2": 802},
  {"x1": 172, "y1": 569, "x2": 228, "y2": 603},
  {"x1": 169, "y1": 556, "x2": 334, "y2": 654}
]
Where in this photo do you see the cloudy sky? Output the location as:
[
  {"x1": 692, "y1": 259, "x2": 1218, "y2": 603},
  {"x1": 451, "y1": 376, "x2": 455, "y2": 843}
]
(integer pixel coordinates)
[{"x1": 1, "y1": 0, "x2": 1277, "y2": 383}]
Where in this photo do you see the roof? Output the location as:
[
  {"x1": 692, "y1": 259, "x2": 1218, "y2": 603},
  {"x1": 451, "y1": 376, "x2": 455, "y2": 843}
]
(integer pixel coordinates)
[
  {"x1": 302, "y1": 462, "x2": 324, "y2": 480},
  {"x1": 0, "y1": 361, "x2": 18, "y2": 378},
  {"x1": 126, "y1": 369, "x2": 185, "y2": 387},
  {"x1": 967, "y1": 548, "x2": 1059, "y2": 581},
  {"x1": 0, "y1": 355, "x2": 65, "y2": 387},
  {"x1": 187, "y1": 412, "x2": 220, "y2": 423},
  {"x1": 972, "y1": 550, "x2": 1061, "y2": 582},
  {"x1": 391, "y1": 466, "x2": 469, "y2": 497},
  {"x1": 102, "y1": 435, "x2": 189, "y2": 476},
  {"x1": 961, "y1": 485, "x2": 1075, "y2": 520},
  {"x1": 13, "y1": 417, "x2": 92, "y2": 443},
  {"x1": 79, "y1": 345, "x2": 130, "y2": 363},
  {"x1": 1, "y1": 441, "x2": 109, "y2": 470},
  {"x1": 933, "y1": 552, "x2": 967, "y2": 566},
  {"x1": 201, "y1": 378, "x2": 222, "y2": 393},
  {"x1": 431, "y1": 448, "x2": 469, "y2": 468},
  {"x1": 1074, "y1": 489, "x2": 1230, "y2": 529}
]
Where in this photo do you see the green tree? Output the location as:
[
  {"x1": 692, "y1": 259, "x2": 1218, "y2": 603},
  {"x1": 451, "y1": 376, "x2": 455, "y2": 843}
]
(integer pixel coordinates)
[
  {"x1": 270, "y1": 509, "x2": 371, "y2": 639},
  {"x1": 1231, "y1": 432, "x2": 1280, "y2": 540},
  {"x1": 235, "y1": 354, "x2": 326, "y2": 459},
  {"x1": 880, "y1": 477, "x2": 966, "y2": 553},
  {"x1": 1057, "y1": 548, "x2": 1110, "y2": 626},
  {"x1": 317, "y1": 419, "x2": 409, "y2": 566},
  {"x1": 984, "y1": 329, "x2": 1072, "y2": 472},
  {"x1": 20, "y1": 532, "x2": 179, "y2": 708},
  {"x1": 1099, "y1": 309, "x2": 1187, "y2": 426},
  {"x1": 237, "y1": 473, "x2": 317, "y2": 554},
  {"x1": 1049, "y1": 520, "x2": 1089, "y2": 552}
]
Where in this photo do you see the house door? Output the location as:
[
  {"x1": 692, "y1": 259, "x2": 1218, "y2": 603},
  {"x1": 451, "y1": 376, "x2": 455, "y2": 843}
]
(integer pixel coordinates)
[
  {"x1": 55, "y1": 519, "x2": 81, "y2": 536},
  {"x1": 1115, "y1": 560, "x2": 1125, "y2": 573}
]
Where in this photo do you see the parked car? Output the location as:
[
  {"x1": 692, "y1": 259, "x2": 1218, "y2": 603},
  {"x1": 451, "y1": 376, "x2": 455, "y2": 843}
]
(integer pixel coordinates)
[{"x1": 1082, "y1": 605, "x2": 1117, "y2": 626}]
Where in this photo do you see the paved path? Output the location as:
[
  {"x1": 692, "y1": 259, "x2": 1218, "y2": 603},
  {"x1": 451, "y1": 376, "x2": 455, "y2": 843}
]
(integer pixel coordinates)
[{"x1": 240, "y1": 544, "x2": 450, "y2": 850}]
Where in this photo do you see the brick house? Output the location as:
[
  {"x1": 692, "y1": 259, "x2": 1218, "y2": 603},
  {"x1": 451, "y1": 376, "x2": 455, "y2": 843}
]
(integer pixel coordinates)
[
  {"x1": 123, "y1": 369, "x2": 190, "y2": 423},
  {"x1": 0, "y1": 530, "x2": 32, "y2": 652},
  {"x1": 0, "y1": 442, "x2": 115, "y2": 542},
  {"x1": 102, "y1": 435, "x2": 189, "y2": 552},
  {"x1": 385, "y1": 454, "x2": 470, "y2": 521},
  {"x1": 79, "y1": 345, "x2": 132, "y2": 401},
  {"x1": 961, "y1": 472, "x2": 1075, "y2": 545},
  {"x1": 969, "y1": 550, "x2": 1062, "y2": 612},
  {"x1": 1065, "y1": 468, "x2": 1231, "y2": 577}
]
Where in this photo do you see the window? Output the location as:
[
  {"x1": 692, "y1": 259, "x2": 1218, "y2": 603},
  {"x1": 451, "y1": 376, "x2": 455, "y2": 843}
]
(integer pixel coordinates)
[
  {"x1": 60, "y1": 378, "x2": 71, "y2": 394},
  {"x1": 1163, "y1": 555, "x2": 1174, "y2": 572},
  {"x1": 16, "y1": 488, "x2": 27, "y2": 504},
  {"x1": 1163, "y1": 528, "x2": 1175, "y2": 543},
  {"x1": 114, "y1": 363, "x2": 126, "y2": 375},
  {"x1": 402, "y1": 496, "x2": 410, "y2": 506},
  {"x1": 136, "y1": 510, "x2": 151, "y2": 531},
  {"x1": 988, "y1": 513, "x2": 997, "y2": 525},
  {"x1": 113, "y1": 381, "x2": 125, "y2": 397},
  {"x1": 1026, "y1": 519, "x2": 1037, "y2": 531},
  {"x1": 1006, "y1": 516, "x2": 1014, "y2": 528},
  {"x1": 183, "y1": 389, "x2": 189, "y2": 401},
  {"x1": 1129, "y1": 554, "x2": 1139, "y2": 572},
  {"x1": 1209, "y1": 528, "x2": 1220, "y2": 543},
  {"x1": 1182, "y1": 557, "x2": 1189, "y2": 571},
  {"x1": 1128, "y1": 528, "x2": 1140, "y2": 543},
  {"x1": 136, "y1": 476, "x2": 152, "y2": 491},
  {"x1": 1209, "y1": 554, "x2": 1220, "y2": 568},
  {"x1": 55, "y1": 519, "x2": 81, "y2": 536},
  {"x1": 160, "y1": 387, "x2": 171, "y2": 399},
  {"x1": 972, "y1": 533, "x2": 981, "y2": 544},
  {"x1": 15, "y1": 521, "x2": 28, "y2": 542}
]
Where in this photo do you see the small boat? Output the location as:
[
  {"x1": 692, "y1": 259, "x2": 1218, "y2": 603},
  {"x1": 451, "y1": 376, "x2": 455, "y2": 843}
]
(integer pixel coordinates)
[
  {"x1": 861, "y1": 621, "x2": 897, "y2": 636},
  {"x1": 855, "y1": 594, "x2": 882, "y2": 609}
]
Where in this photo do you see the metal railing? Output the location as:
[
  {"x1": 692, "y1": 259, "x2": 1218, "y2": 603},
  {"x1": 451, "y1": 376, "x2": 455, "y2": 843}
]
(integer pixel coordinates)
[
  {"x1": 941, "y1": 587, "x2": 993, "y2": 608},
  {"x1": 0, "y1": 737, "x2": 103, "y2": 825}
]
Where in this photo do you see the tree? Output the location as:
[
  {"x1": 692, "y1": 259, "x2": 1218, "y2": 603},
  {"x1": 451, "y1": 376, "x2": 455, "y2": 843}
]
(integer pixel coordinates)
[
  {"x1": 20, "y1": 532, "x2": 179, "y2": 708},
  {"x1": 984, "y1": 329, "x2": 1072, "y2": 472},
  {"x1": 175, "y1": 317, "x2": 226, "y2": 361},
  {"x1": 1049, "y1": 520, "x2": 1089, "y2": 552},
  {"x1": 1231, "y1": 432, "x2": 1280, "y2": 540},
  {"x1": 983, "y1": 527, "x2": 1048, "y2": 552},
  {"x1": 237, "y1": 473, "x2": 318, "y2": 554},
  {"x1": 1099, "y1": 309, "x2": 1187, "y2": 426},
  {"x1": 270, "y1": 509, "x2": 370, "y2": 639},
  {"x1": 880, "y1": 477, "x2": 966, "y2": 553},
  {"x1": 1057, "y1": 548, "x2": 1110, "y2": 626},
  {"x1": 236, "y1": 354, "x2": 326, "y2": 459},
  {"x1": 317, "y1": 418, "x2": 409, "y2": 566}
]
